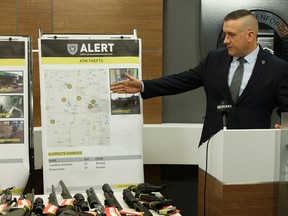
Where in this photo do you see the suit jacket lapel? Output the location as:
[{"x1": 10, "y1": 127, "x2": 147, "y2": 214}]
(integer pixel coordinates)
[{"x1": 221, "y1": 55, "x2": 233, "y2": 99}]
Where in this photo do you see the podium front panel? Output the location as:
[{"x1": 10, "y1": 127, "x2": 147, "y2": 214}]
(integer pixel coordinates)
[{"x1": 199, "y1": 129, "x2": 281, "y2": 184}]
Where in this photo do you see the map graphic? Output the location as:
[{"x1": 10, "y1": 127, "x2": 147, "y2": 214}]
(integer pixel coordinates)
[{"x1": 43, "y1": 68, "x2": 110, "y2": 147}]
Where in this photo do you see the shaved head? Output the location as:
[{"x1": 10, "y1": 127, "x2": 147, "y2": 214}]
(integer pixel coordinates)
[{"x1": 224, "y1": 9, "x2": 258, "y2": 34}]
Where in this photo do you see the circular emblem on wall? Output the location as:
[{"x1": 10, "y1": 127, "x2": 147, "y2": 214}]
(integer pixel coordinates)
[{"x1": 217, "y1": 10, "x2": 288, "y2": 62}]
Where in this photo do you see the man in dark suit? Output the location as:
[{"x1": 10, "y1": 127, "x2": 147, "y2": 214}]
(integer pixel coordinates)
[{"x1": 111, "y1": 9, "x2": 288, "y2": 146}]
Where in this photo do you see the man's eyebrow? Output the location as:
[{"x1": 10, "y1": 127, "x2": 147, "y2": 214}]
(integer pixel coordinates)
[{"x1": 223, "y1": 31, "x2": 235, "y2": 35}]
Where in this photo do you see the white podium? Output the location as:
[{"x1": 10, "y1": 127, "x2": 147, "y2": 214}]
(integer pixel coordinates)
[{"x1": 197, "y1": 129, "x2": 288, "y2": 216}]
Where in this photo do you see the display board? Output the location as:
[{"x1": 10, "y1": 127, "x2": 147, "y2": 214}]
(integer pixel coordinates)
[
  {"x1": 38, "y1": 32, "x2": 144, "y2": 193},
  {"x1": 0, "y1": 36, "x2": 32, "y2": 194}
]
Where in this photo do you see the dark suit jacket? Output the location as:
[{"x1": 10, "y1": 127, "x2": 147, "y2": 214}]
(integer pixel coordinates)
[{"x1": 141, "y1": 47, "x2": 288, "y2": 146}]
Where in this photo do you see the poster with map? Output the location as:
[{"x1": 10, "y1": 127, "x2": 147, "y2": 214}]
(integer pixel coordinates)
[{"x1": 39, "y1": 34, "x2": 144, "y2": 193}]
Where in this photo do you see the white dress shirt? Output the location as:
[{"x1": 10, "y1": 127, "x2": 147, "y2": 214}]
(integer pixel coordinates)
[{"x1": 228, "y1": 45, "x2": 259, "y2": 96}]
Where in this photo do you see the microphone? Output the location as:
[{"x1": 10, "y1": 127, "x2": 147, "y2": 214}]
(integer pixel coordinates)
[{"x1": 217, "y1": 100, "x2": 232, "y2": 130}]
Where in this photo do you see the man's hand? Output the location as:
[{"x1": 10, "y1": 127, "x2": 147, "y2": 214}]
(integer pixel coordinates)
[
  {"x1": 111, "y1": 73, "x2": 142, "y2": 94},
  {"x1": 275, "y1": 124, "x2": 282, "y2": 129}
]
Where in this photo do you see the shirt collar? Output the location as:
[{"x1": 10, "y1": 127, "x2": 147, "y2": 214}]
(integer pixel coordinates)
[{"x1": 232, "y1": 45, "x2": 260, "y2": 63}]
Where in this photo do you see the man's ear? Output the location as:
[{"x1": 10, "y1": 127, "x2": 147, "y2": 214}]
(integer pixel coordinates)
[{"x1": 247, "y1": 30, "x2": 256, "y2": 42}]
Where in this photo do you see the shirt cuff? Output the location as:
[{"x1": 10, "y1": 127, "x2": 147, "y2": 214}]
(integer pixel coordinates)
[{"x1": 141, "y1": 81, "x2": 144, "y2": 92}]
